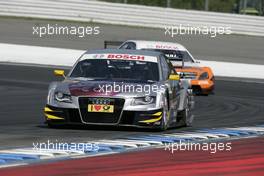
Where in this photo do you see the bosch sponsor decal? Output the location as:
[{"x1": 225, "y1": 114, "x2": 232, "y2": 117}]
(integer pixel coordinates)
[
  {"x1": 155, "y1": 44, "x2": 178, "y2": 50},
  {"x1": 81, "y1": 54, "x2": 157, "y2": 62},
  {"x1": 143, "y1": 44, "x2": 178, "y2": 50},
  {"x1": 107, "y1": 54, "x2": 144, "y2": 61}
]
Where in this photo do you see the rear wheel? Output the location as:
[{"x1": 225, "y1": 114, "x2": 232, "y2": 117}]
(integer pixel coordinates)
[{"x1": 178, "y1": 98, "x2": 193, "y2": 127}]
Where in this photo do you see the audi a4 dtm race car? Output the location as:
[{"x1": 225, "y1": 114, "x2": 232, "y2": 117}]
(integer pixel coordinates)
[
  {"x1": 105, "y1": 40, "x2": 215, "y2": 95},
  {"x1": 44, "y1": 49, "x2": 194, "y2": 130}
]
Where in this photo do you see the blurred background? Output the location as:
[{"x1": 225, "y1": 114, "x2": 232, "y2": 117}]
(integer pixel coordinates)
[{"x1": 102, "y1": 0, "x2": 264, "y2": 15}]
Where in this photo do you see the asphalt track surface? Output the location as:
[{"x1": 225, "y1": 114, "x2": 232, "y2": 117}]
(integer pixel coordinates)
[
  {"x1": 0, "y1": 64, "x2": 264, "y2": 149},
  {"x1": 0, "y1": 18, "x2": 264, "y2": 150},
  {"x1": 0, "y1": 17, "x2": 264, "y2": 65}
]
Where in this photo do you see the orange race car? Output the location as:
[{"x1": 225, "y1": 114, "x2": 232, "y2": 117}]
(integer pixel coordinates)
[
  {"x1": 106, "y1": 40, "x2": 215, "y2": 95},
  {"x1": 175, "y1": 64, "x2": 214, "y2": 95}
]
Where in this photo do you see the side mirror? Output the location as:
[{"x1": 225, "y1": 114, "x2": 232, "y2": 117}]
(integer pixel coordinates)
[
  {"x1": 179, "y1": 72, "x2": 185, "y2": 78},
  {"x1": 54, "y1": 70, "x2": 65, "y2": 77},
  {"x1": 169, "y1": 74, "x2": 180, "y2": 81}
]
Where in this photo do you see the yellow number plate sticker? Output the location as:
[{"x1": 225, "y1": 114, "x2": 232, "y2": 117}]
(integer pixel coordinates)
[{"x1": 88, "y1": 104, "x2": 114, "y2": 113}]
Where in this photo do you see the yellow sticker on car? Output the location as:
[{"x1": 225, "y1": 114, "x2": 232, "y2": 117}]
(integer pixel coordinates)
[{"x1": 88, "y1": 104, "x2": 114, "y2": 113}]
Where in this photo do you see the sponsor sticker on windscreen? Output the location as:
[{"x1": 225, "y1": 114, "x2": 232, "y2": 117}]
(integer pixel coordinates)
[
  {"x1": 88, "y1": 104, "x2": 114, "y2": 113},
  {"x1": 81, "y1": 54, "x2": 158, "y2": 63}
]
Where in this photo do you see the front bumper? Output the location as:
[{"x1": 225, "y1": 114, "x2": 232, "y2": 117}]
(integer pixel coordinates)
[
  {"x1": 44, "y1": 105, "x2": 163, "y2": 128},
  {"x1": 190, "y1": 79, "x2": 215, "y2": 94}
]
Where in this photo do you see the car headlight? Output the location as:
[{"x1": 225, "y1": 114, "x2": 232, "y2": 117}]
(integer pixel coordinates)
[
  {"x1": 199, "y1": 72, "x2": 209, "y2": 80},
  {"x1": 54, "y1": 92, "x2": 72, "y2": 103},
  {"x1": 132, "y1": 96, "x2": 156, "y2": 106}
]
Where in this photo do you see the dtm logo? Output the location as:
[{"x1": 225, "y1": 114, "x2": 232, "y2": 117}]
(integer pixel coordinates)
[{"x1": 107, "y1": 54, "x2": 145, "y2": 60}]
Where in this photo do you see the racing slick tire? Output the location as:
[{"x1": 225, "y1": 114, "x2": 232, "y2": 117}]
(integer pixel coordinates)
[
  {"x1": 178, "y1": 98, "x2": 193, "y2": 127},
  {"x1": 159, "y1": 95, "x2": 170, "y2": 131}
]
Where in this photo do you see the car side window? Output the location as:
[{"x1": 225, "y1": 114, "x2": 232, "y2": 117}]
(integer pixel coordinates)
[
  {"x1": 165, "y1": 55, "x2": 177, "y2": 75},
  {"x1": 119, "y1": 42, "x2": 136, "y2": 50},
  {"x1": 160, "y1": 55, "x2": 170, "y2": 80}
]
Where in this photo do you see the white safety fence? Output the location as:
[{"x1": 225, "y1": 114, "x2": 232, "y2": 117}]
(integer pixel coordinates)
[
  {"x1": 1, "y1": 43, "x2": 264, "y2": 79},
  {"x1": 0, "y1": 0, "x2": 264, "y2": 36}
]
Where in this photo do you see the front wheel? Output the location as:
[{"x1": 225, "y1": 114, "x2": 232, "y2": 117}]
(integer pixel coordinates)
[{"x1": 159, "y1": 96, "x2": 169, "y2": 131}]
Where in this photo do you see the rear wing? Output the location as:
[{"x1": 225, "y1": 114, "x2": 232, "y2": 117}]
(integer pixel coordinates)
[{"x1": 104, "y1": 41, "x2": 124, "y2": 49}]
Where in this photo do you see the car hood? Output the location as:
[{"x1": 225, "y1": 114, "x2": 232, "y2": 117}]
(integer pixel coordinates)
[{"x1": 56, "y1": 79, "x2": 160, "y2": 97}]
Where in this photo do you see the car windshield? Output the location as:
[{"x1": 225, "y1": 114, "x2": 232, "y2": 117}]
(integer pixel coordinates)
[
  {"x1": 143, "y1": 49, "x2": 194, "y2": 63},
  {"x1": 70, "y1": 59, "x2": 159, "y2": 81}
]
